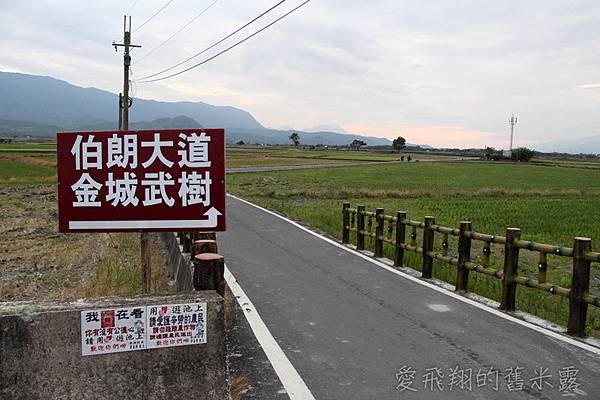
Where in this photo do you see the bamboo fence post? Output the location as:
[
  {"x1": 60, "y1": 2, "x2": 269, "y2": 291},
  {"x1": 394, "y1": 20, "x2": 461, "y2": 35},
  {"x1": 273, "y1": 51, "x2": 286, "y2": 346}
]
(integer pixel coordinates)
[
  {"x1": 537, "y1": 252, "x2": 548, "y2": 284},
  {"x1": 500, "y1": 228, "x2": 521, "y2": 311},
  {"x1": 422, "y1": 216, "x2": 435, "y2": 279},
  {"x1": 374, "y1": 208, "x2": 384, "y2": 257},
  {"x1": 342, "y1": 201, "x2": 350, "y2": 244},
  {"x1": 357, "y1": 205, "x2": 366, "y2": 250},
  {"x1": 394, "y1": 211, "x2": 406, "y2": 267},
  {"x1": 567, "y1": 237, "x2": 592, "y2": 337},
  {"x1": 455, "y1": 221, "x2": 472, "y2": 293}
]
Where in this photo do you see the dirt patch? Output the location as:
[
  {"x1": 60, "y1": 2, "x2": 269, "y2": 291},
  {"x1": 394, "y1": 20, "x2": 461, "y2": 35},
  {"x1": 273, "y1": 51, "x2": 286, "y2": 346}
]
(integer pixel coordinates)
[{"x1": 0, "y1": 184, "x2": 167, "y2": 301}]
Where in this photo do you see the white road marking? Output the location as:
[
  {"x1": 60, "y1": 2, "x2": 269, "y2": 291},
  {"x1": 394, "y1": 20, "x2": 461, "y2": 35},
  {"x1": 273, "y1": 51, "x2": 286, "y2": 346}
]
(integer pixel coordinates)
[
  {"x1": 224, "y1": 266, "x2": 316, "y2": 400},
  {"x1": 228, "y1": 193, "x2": 600, "y2": 356},
  {"x1": 428, "y1": 304, "x2": 451, "y2": 312}
]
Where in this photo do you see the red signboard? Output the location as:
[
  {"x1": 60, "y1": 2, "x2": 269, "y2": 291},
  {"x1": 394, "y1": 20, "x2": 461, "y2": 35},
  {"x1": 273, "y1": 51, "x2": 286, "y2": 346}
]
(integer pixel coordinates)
[{"x1": 57, "y1": 129, "x2": 225, "y2": 232}]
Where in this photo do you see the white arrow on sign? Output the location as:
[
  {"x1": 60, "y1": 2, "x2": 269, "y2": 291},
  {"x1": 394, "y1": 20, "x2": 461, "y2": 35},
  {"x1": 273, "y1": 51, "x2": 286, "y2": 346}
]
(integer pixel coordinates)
[
  {"x1": 68, "y1": 207, "x2": 223, "y2": 230},
  {"x1": 198, "y1": 207, "x2": 222, "y2": 228}
]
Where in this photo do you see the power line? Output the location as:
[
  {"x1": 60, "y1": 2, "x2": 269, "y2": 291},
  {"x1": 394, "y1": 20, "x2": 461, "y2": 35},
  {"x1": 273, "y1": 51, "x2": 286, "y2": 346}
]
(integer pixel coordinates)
[
  {"x1": 138, "y1": 0, "x2": 311, "y2": 83},
  {"x1": 133, "y1": 0, "x2": 176, "y2": 33},
  {"x1": 127, "y1": 0, "x2": 141, "y2": 15},
  {"x1": 134, "y1": 0, "x2": 221, "y2": 66},
  {"x1": 136, "y1": 0, "x2": 288, "y2": 81}
]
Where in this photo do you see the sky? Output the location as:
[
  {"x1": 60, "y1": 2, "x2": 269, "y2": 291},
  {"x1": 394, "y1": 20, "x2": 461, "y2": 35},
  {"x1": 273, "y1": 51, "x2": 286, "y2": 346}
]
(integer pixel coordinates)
[{"x1": 1, "y1": 0, "x2": 600, "y2": 148}]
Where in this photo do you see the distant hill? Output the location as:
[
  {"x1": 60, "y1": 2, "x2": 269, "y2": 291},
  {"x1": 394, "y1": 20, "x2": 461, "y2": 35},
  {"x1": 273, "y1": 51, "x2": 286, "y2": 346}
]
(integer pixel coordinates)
[
  {"x1": 0, "y1": 71, "x2": 392, "y2": 146},
  {"x1": 533, "y1": 135, "x2": 600, "y2": 154},
  {"x1": 225, "y1": 127, "x2": 391, "y2": 146},
  {"x1": 0, "y1": 119, "x2": 63, "y2": 137},
  {"x1": 0, "y1": 71, "x2": 261, "y2": 130},
  {"x1": 75, "y1": 116, "x2": 203, "y2": 132},
  {"x1": 303, "y1": 124, "x2": 349, "y2": 134}
]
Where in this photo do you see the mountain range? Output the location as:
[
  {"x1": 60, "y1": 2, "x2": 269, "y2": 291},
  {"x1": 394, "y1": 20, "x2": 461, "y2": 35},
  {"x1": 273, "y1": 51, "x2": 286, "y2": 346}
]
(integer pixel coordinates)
[
  {"x1": 0, "y1": 71, "x2": 392, "y2": 146},
  {"x1": 532, "y1": 136, "x2": 600, "y2": 155}
]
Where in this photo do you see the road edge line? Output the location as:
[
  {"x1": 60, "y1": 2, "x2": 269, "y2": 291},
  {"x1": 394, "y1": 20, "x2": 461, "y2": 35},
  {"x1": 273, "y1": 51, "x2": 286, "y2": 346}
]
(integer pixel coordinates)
[
  {"x1": 227, "y1": 193, "x2": 600, "y2": 357},
  {"x1": 224, "y1": 265, "x2": 316, "y2": 400}
]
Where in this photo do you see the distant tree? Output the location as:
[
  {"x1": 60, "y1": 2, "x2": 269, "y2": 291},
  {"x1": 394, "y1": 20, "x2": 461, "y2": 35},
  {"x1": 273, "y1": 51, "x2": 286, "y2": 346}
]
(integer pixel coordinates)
[
  {"x1": 350, "y1": 139, "x2": 367, "y2": 150},
  {"x1": 289, "y1": 132, "x2": 300, "y2": 146},
  {"x1": 483, "y1": 146, "x2": 504, "y2": 160},
  {"x1": 484, "y1": 146, "x2": 496, "y2": 160},
  {"x1": 236, "y1": 140, "x2": 245, "y2": 145},
  {"x1": 511, "y1": 147, "x2": 535, "y2": 162},
  {"x1": 392, "y1": 136, "x2": 406, "y2": 153}
]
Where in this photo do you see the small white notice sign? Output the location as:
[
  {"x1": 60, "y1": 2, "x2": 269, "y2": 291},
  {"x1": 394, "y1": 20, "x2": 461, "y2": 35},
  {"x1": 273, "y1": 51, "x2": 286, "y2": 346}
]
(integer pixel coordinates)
[
  {"x1": 80, "y1": 306, "x2": 146, "y2": 356},
  {"x1": 146, "y1": 302, "x2": 207, "y2": 349},
  {"x1": 80, "y1": 302, "x2": 207, "y2": 356}
]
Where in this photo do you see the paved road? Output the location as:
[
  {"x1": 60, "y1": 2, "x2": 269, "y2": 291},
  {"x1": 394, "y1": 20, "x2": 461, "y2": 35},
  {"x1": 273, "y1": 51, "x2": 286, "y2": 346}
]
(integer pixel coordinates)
[
  {"x1": 220, "y1": 195, "x2": 600, "y2": 399},
  {"x1": 226, "y1": 158, "x2": 476, "y2": 174}
]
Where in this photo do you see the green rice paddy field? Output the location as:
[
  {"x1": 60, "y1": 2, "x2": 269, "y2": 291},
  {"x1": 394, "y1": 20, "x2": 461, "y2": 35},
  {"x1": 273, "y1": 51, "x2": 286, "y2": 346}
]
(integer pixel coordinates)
[{"x1": 228, "y1": 161, "x2": 600, "y2": 335}]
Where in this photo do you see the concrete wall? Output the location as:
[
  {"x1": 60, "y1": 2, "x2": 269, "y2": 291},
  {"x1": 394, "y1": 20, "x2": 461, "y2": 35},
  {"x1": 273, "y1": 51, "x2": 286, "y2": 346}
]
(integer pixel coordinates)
[
  {"x1": 159, "y1": 232, "x2": 193, "y2": 291},
  {"x1": 0, "y1": 292, "x2": 225, "y2": 400}
]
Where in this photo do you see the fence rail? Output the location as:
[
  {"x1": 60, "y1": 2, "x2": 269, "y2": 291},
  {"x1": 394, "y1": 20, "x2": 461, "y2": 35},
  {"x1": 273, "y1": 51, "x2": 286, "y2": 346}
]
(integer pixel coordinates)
[{"x1": 342, "y1": 202, "x2": 600, "y2": 338}]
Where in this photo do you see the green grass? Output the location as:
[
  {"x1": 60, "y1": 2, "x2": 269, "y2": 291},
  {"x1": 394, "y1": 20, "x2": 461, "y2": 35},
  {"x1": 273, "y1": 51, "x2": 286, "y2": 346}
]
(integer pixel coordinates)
[
  {"x1": 532, "y1": 158, "x2": 600, "y2": 170},
  {"x1": 0, "y1": 158, "x2": 56, "y2": 185},
  {"x1": 229, "y1": 162, "x2": 600, "y2": 198},
  {"x1": 225, "y1": 146, "x2": 462, "y2": 167},
  {"x1": 0, "y1": 142, "x2": 56, "y2": 152},
  {"x1": 37, "y1": 155, "x2": 57, "y2": 163},
  {"x1": 225, "y1": 147, "x2": 396, "y2": 167},
  {"x1": 227, "y1": 161, "x2": 600, "y2": 335},
  {"x1": 227, "y1": 156, "x2": 351, "y2": 168}
]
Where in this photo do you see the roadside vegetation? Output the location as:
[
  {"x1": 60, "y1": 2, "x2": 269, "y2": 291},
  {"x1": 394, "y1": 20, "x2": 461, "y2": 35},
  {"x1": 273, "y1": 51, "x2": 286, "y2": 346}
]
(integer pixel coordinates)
[
  {"x1": 228, "y1": 161, "x2": 600, "y2": 336},
  {"x1": 0, "y1": 142, "x2": 169, "y2": 299}
]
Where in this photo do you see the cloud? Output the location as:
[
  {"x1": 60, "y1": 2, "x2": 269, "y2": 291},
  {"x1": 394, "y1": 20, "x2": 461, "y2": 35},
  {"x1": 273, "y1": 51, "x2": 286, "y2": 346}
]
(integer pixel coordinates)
[
  {"x1": 578, "y1": 83, "x2": 600, "y2": 90},
  {"x1": 2, "y1": 0, "x2": 600, "y2": 147}
]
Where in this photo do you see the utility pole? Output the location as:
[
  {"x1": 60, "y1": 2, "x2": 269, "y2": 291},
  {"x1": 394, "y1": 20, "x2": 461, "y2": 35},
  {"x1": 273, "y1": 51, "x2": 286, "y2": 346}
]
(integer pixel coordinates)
[
  {"x1": 113, "y1": 16, "x2": 141, "y2": 130},
  {"x1": 509, "y1": 114, "x2": 518, "y2": 158},
  {"x1": 113, "y1": 16, "x2": 150, "y2": 293},
  {"x1": 118, "y1": 93, "x2": 123, "y2": 130}
]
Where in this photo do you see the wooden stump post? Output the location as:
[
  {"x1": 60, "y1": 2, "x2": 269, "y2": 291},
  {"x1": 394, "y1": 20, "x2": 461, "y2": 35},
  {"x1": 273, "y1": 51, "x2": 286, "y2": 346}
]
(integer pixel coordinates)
[
  {"x1": 193, "y1": 253, "x2": 225, "y2": 296},
  {"x1": 198, "y1": 232, "x2": 217, "y2": 241},
  {"x1": 456, "y1": 221, "x2": 472, "y2": 293},
  {"x1": 500, "y1": 228, "x2": 521, "y2": 311},
  {"x1": 422, "y1": 216, "x2": 435, "y2": 279},
  {"x1": 394, "y1": 211, "x2": 406, "y2": 267},
  {"x1": 567, "y1": 237, "x2": 592, "y2": 337},
  {"x1": 342, "y1": 201, "x2": 350, "y2": 244},
  {"x1": 194, "y1": 239, "x2": 218, "y2": 256},
  {"x1": 357, "y1": 205, "x2": 366, "y2": 250},
  {"x1": 374, "y1": 208, "x2": 385, "y2": 257}
]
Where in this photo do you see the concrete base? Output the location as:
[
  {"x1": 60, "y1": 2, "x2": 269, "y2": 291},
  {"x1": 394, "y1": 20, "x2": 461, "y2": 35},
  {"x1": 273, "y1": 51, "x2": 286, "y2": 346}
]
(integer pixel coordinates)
[
  {"x1": 0, "y1": 292, "x2": 225, "y2": 400},
  {"x1": 159, "y1": 232, "x2": 193, "y2": 291}
]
